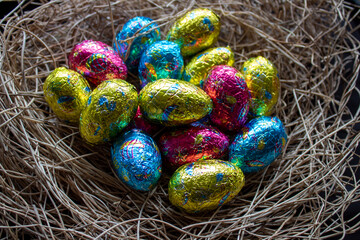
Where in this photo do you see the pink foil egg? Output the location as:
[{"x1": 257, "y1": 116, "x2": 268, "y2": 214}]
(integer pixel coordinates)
[{"x1": 128, "y1": 106, "x2": 161, "y2": 136}]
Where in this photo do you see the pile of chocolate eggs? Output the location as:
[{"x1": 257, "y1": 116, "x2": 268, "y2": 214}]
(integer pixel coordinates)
[{"x1": 43, "y1": 8, "x2": 287, "y2": 214}]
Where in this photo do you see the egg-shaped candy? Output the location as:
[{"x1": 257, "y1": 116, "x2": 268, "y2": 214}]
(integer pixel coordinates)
[
  {"x1": 241, "y1": 56, "x2": 280, "y2": 117},
  {"x1": 43, "y1": 67, "x2": 91, "y2": 122},
  {"x1": 159, "y1": 125, "x2": 229, "y2": 170},
  {"x1": 169, "y1": 160, "x2": 245, "y2": 213},
  {"x1": 79, "y1": 79, "x2": 138, "y2": 144},
  {"x1": 114, "y1": 16, "x2": 161, "y2": 74},
  {"x1": 229, "y1": 116, "x2": 287, "y2": 174},
  {"x1": 139, "y1": 79, "x2": 212, "y2": 126},
  {"x1": 167, "y1": 8, "x2": 220, "y2": 57},
  {"x1": 183, "y1": 47, "x2": 234, "y2": 87},
  {"x1": 203, "y1": 65, "x2": 250, "y2": 132},
  {"x1": 111, "y1": 129, "x2": 162, "y2": 191},
  {"x1": 128, "y1": 106, "x2": 161, "y2": 136},
  {"x1": 68, "y1": 40, "x2": 127, "y2": 86},
  {"x1": 138, "y1": 40, "x2": 184, "y2": 88}
]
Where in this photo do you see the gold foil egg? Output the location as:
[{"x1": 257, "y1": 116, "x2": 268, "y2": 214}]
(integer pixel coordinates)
[
  {"x1": 79, "y1": 79, "x2": 138, "y2": 145},
  {"x1": 43, "y1": 67, "x2": 91, "y2": 122},
  {"x1": 168, "y1": 159, "x2": 245, "y2": 213}
]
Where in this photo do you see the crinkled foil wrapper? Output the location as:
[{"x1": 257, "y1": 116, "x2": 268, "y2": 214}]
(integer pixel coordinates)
[
  {"x1": 139, "y1": 79, "x2": 212, "y2": 126},
  {"x1": 167, "y1": 8, "x2": 221, "y2": 57},
  {"x1": 203, "y1": 65, "x2": 250, "y2": 131},
  {"x1": 241, "y1": 56, "x2": 280, "y2": 117},
  {"x1": 114, "y1": 16, "x2": 161, "y2": 74},
  {"x1": 183, "y1": 46, "x2": 234, "y2": 87},
  {"x1": 159, "y1": 125, "x2": 229, "y2": 170},
  {"x1": 138, "y1": 40, "x2": 184, "y2": 88},
  {"x1": 111, "y1": 129, "x2": 162, "y2": 191},
  {"x1": 229, "y1": 116, "x2": 287, "y2": 174},
  {"x1": 43, "y1": 67, "x2": 91, "y2": 122},
  {"x1": 79, "y1": 79, "x2": 138, "y2": 145},
  {"x1": 168, "y1": 159, "x2": 245, "y2": 213},
  {"x1": 68, "y1": 40, "x2": 127, "y2": 86},
  {"x1": 129, "y1": 106, "x2": 161, "y2": 136}
]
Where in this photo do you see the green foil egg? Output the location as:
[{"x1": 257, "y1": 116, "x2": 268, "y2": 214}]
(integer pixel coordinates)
[
  {"x1": 183, "y1": 47, "x2": 235, "y2": 87},
  {"x1": 79, "y1": 79, "x2": 138, "y2": 144},
  {"x1": 167, "y1": 8, "x2": 221, "y2": 57},
  {"x1": 139, "y1": 79, "x2": 212, "y2": 126},
  {"x1": 43, "y1": 67, "x2": 91, "y2": 122},
  {"x1": 168, "y1": 159, "x2": 245, "y2": 213}
]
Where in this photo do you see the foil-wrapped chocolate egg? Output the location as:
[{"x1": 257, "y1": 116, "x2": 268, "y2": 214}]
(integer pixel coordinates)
[
  {"x1": 159, "y1": 125, "x2": 229, "y2": 170},
  {"x1": 68, "y1": 40, "x2": 127, "y2": 86},
  {"x1": 203, "y1": 65, "x2": 250, "y2": 132},
  {"x1": 139, "y1": 79, "x2": 212, "y2": 126},
  {"x1": 79, "y1": 79, "x2": 138, "y2": 144},
  {"x1": 183, "y1": 47, "x2": 234, "y2": 87},
  {"x1": 114, "y1": 16, "x2": 161, "y2": 74},
  {"x1": 229, "y1": 116, "x2": 287, "y2": 174},
  {"x1": 167, "y1": 8, "x2": 221, "y2": 56},
  {"x1": 241, "y1": 56, "x2": 280, "y2": 117},
  {"x1": 138, "y1": 40, "x2": 184, "y2": 88},
  {"x1": 168, "y1": 159, "x2": 245, "y2": 213},
  {"x1": 43, "y1": 67, "x2": 91, "y2": 122},
  {"x1": 111, "y1": 129, "x2": 162, "y2": 191},
  {"x1": 128, "y1": 106, "x2": 161, "y2": 136}
]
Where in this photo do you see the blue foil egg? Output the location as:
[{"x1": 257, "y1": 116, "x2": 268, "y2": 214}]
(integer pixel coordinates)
[
  {"x1": 229, "y1": 116, "x2": 287, "y2": 174},
  {"x1": 114, "y1": 16, "x2": 161, "y2": 74},
  {"x1": 111, "y1": 129, "x2": 162, "y2": 191},
  {"x1": 138, "y1": 40, "x2": 184, "y2": 88}
]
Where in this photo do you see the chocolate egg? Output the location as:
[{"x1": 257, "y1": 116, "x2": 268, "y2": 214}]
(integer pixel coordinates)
[
  {"x1": 168, "y1": 159, "x2": 245, "y2": 213},
  {"x1": 79, "y1": 79, "x2": 138, "y2": 144},
  {"x1": 68, "y1": 40, "x2": 127, "y2": 86},
  {"x1": 167, "y1": 8, "x2": 221, "y2": 56},
  {"x1": 114, "y1": 16, "x2": 161, "y2": 74},
  {"x1": 241, "y1": 56, "x2": 280, "y2": 117},
  {"x1": 129, "y1": 106, "x2": 161, "y2": 136},
  {"x1": 43, "y1": 67, "x2": 91, "y2": 122},
  {"x1": 229, "y1": 116, "x2": 287, "y2": 174},
  {"x1": 138, "y1": 40, "x2": 184, "y2": 88},
  {"x1": 139, "y1": 79, "x2": 212, "y2": 126},
  {"x1": 183, "y1": 46, "x2": 234, "y2": 87},
  {"x1": 159, "y1": 125, "x2": 229, "y2": 170},
  {"x1": 111, "y1": 129, "x2": 162, "y2": 191},
  {"x1": 203, "y1": 65, "x2": 250, "y2": 131}
]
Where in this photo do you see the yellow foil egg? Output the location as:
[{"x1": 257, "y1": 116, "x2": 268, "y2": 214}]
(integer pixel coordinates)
[{"x1": 43, "y1": 67, "x2": 91, "y2": 122}]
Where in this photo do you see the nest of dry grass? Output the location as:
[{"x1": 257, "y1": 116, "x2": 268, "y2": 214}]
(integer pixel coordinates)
[{"x1": 1, "y1": 0, "x2": 360, "y2": 239}]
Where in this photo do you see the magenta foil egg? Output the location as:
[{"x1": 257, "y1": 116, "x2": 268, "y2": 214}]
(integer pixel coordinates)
[
  {"x1": 68, "y1": 40, "x2": 127, "y2": 86},
  {"x1": 203, "y1": 65, "x2": 250, "y2": 132},
  {"x1": 129, "y1": 106, "x2": 161, "y2": 136}
]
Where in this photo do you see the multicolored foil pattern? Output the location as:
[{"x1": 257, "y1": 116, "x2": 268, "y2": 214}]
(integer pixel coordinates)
[
  {"x1": 183, "y1": 47, "x2": 235, "y2": 87},
  {"x1": 114, "y1": 16, "x2": 161, "y2": 74},
  {"x1": 167, "y1": 8, "x2": 221, "y2": 57},
  {"x1": 43, "y1": 67, "x2": 91, "y2": 122},
  {"x1": 241, "y1": 56, "x2": 280, "y2": 117},
  {"x1": 68, "y1": 40, "x2": 127, "y2": 86},
  {"x1": 168, "y1": 159, "x2": 245, "y2": 213},
  {"x1": 138, "y1": 40, "x2": 184, "y2": 88},
  {"x1": 79, "y1": 79, "x2": 138, "y2": 144},
  {"x1": 139, "y1": 79, "x2": 213, "y2": 126},
  {"x1": 203, "y1": 65, "x2": 250, "y2": 132},
  {"x1": 129, "y1": 106, "x2": 161, "y2": 136},
  {"x1": 229, "y1": 116, "x2": 287, "y2": 174},
  {"x1": 111, "y1": 129, "x2": 162, "y2": 191}
]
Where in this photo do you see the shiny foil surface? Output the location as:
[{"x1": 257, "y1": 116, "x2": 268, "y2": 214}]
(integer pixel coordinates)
[
  {"x1": 241, "y1": 56, "x2": 280, "y2": 117},
  {"x1": 139, "y1": 79, "x2": 213, "y2": 126},
  {"x1": 167, "y1": 8, "x2": 221, "y2": 57},
  {"x1": 68, "y1": 40, "x2": 127, "y2": 86},
  {"x1": 79, "y1": 79, "x2": 138, "y2": 145},
  {"x1": 138, "y1": 40, "x2": 184, "y2": 88},
  {"x1": 229, "y1": 116, "x2": 287, "y2": 174},
  {"x1": 159, "y1": 125, "x2": 229, "y2": 170},
  {"x1": 183, "y1": 47, "x2": 235, "y2": 87},
  {"x1": 129, "y1": 106, "x2": 161, "y2": 136},
  {"x1": 114, "y1": 16, "x2": 161, "y2": 74},
  {"x1": 111, "y1": 129, "x2": 162, "y2": 191},
  {"x1": 168, "y1": 159, "x2": 245, "y2": 213},
  {"x1": 203, "y1": 65, "x2": 250, "y2": 132}
]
